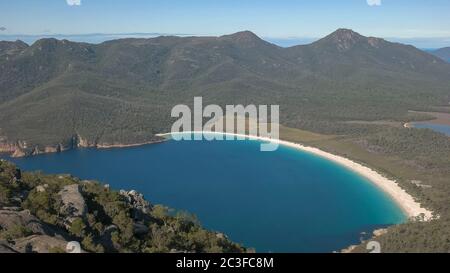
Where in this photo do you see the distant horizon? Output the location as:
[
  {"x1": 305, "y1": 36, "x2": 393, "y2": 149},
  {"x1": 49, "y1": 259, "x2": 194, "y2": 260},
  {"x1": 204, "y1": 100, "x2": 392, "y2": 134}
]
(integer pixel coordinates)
[
  {"x1": 1, "y1": 30, "x2": 449, "y2": 49},
  {"x1": 2, "y1": 0, "x2": 450, "y2": 48}
]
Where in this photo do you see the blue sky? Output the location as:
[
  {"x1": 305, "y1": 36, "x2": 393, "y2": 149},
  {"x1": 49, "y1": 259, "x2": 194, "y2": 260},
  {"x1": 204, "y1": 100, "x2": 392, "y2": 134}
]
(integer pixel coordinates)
[{"x1": 0, "y1": 0, "x2": 449, "y2": 47}]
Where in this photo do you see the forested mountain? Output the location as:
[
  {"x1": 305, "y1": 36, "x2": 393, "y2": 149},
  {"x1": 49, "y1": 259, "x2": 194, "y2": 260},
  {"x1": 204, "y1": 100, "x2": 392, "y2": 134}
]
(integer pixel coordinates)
[
  {"x1": 431, "y1": 47, "x2": 450, "y2": 63},
  {"x1": 1, "y1": 29, "x2": 450, "y2": 156}
]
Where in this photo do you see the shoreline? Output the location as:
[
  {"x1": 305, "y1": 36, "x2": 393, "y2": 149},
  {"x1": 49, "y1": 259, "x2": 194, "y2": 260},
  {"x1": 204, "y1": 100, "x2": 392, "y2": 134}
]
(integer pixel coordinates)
[
  {"x1": 407, "y1": 110, "x2": 450, "y2": 126},
  {"x1": 1, "y1": 138, "x2": 167, "y2": 158},
  {"x1": 96, "y1": 139, "x2": 167, "y2": 149},
  {"x1": 158, "y1": 131, "x2": 434, "y2": 221}
]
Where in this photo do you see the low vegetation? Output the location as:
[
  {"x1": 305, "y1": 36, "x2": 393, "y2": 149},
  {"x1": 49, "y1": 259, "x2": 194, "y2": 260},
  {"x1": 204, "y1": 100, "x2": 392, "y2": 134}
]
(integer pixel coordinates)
[{"x1": 0, "y1": 160, "x2": 246, "y2": 253}]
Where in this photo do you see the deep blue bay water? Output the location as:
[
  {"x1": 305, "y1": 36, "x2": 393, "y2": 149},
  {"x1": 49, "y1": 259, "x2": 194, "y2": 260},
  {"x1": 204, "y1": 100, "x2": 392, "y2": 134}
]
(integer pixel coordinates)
[
  {"x1": 411, "y1": 122, "x2": 450, "y2": 136},
  {"x1": 5, "y1": 135, "x2": 406, "y2": 252}
]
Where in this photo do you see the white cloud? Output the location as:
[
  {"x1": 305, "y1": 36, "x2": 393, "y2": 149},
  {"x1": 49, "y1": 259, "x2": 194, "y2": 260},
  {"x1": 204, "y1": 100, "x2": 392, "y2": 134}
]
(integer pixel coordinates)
[
  {"x1": 66, "y1": 0, "x2": 81, "y2": 6},
  {"x1": 367, "y1": 0, "x2": 381, "y2": 6}
]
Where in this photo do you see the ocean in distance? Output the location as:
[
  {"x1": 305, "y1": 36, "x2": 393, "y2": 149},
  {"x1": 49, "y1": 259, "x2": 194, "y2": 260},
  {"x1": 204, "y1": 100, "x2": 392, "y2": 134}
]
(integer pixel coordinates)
[{"x1": 5, "y1": 135, "x2": 406, "y2": 252}]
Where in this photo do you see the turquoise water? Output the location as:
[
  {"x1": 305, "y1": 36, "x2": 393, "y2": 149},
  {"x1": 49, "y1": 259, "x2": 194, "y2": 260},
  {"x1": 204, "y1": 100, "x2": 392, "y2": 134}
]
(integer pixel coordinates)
[
  {"x1": 5, "y1": 136, "x2": 406, "y2": 252},
  {"x1": 412, "y1": 122, "x2": 450, "y2": 136}
]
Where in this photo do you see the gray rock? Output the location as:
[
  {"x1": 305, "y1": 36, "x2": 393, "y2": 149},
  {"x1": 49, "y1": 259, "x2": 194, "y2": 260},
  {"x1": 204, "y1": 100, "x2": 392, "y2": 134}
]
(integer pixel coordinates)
[
  {"x1": 133, "y1": 222, "x2": 149, "y2": 236},
  {"x1": 0, "y1": 210, "x2": 57, "y2": 235},
  {"x1": 104, "y1": 224, "x2": 118, "y2": 233},
  {"x1": 0, "y1": 208, "x2": 73, "y2": 253},
  {"x1": 13, "y1": 235, "x2": 69, "y2": 253},
  {"x1": 36, "y1": 185, "x2": 46, "y2": 193},
  {"x1": 58, "y1": 184, "x2": 87, "y2": 223},
  {"x1": 0, "y1": 241, "x2": 18, "y2": 253},
  {"x1": 98, "y1": 225, "x2": 119, "y2": 252},
  {"x1": 216, "y1": 233, "x2": 227, "y2": 240},
  {"x1": 119, "y1": 189, "x2": 152, "y2": 221},
  {"x1": 1, "y1": 206, "x2": 21, "y2": 211}
]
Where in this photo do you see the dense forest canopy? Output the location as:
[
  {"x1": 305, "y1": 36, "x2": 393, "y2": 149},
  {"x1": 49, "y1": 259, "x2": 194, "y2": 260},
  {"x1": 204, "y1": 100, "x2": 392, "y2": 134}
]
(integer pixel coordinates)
[{"x1": 0, "y1": 29, "x2": 449, "y2": 153}]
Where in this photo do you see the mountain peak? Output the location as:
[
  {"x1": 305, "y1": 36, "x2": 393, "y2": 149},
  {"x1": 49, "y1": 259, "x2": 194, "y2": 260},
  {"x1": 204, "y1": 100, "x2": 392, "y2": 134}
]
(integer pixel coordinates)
[
  {"x1": 228, "y1": 30, "x2": 259, "y2": 38},
  {"x1": 220, "y1": 31, "x2": 265, "y2": 47},
  {"x1": 325, "y1": 29, "x2": 365, "y2": 45},
  {"x1": 0, "y1": 40, "x2": 28, "y2": 49},
  {"x1": 329, "y1": 28, "x2": 363, "y2": 39},
  {"x1": 315, "y1": 29, "x2": 384, "y2": 51},
  {"x1": 31, "y1": 38, "x2": 62, "y2": 50},
  {"x1": 0, "y1": 40, "x2": 29, "y2": 56}
]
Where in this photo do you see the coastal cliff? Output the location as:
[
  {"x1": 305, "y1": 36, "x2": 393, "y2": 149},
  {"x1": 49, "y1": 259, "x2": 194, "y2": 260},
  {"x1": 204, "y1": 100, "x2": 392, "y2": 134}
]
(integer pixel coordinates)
[
  {"x1": 0, "y1": 160, "x2": 245, "y2": 253},
  {"x1": 0, "y1": 134, "x2": 164, "y2": 158}
]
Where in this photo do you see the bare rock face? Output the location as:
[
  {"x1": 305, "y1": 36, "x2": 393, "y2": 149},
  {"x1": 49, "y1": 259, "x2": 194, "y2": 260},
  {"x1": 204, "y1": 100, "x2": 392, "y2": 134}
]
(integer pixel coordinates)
[
  {"x1": 58, "y1": 184, "x2": 87, "y2": 226},
  {"x1": 36, "y1": 184, "x2": 48, "y2": 193},
  {"x1": 133, "y1": 222, "x2": 149, "y2": 236},
  {"x1": 0, "y1": 240, "x2": 18, "y2": 253},
  {"x1": 13, "y1": 235, "x2": 69, "y2": 253},
  {"x1": 0, "y1": 139, "x2": 27, "y2": 157},
  {"x1": 0, "y1": 210, "x2": 57, "y2": 236},
  {"x1": 11, "y1": 148, "x2": 26, "y2": 158},
  {"x1": 119, "y1": 190, "x2": 152, "y2": 221},
  {"x1": 373, "y1": 228, "x2": 388, "y2": 237},
  {"x1": 0, "y1": 209, "x2": 70, "y2": 252}
]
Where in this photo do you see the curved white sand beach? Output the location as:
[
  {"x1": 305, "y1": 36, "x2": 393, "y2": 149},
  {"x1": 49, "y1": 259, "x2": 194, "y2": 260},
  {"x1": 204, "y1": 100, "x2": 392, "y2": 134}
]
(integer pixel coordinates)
[{"x1": 157, "y1": 131, "x2": 434, "y2": 221}]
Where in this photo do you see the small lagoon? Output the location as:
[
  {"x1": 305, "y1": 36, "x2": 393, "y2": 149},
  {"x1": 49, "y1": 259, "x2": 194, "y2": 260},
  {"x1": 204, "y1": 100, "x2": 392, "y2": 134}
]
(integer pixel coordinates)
[{"x1": 411, "y1": 122, "x2": 450, "y2": 137}]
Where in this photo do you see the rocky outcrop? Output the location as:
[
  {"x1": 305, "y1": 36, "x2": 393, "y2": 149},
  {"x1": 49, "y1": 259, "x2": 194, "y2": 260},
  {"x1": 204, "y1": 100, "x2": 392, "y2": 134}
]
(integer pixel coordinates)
[
  {"x1": 0, "y1": 241, "x2": 18, "y2": 253},
  {"x1": 0, "y1": 133, "x2": 80, "y2": 158},
  {"x1": 0, "y1": 140, "x2": 69, "y2": 158},
  {"x1": 11, "y1": 149, "x2": 26, "y2": 157},
  {"x1": 13, "y1": 235, "x2": 69, "y2": 253},
  {"x1": 119, "y1": 190, "x2": 152, "y2": 221},
  {"x1": 0, "y1": 209, "x2": 71, "y2": 253},
  {"x1": 0, "y1": 210, "x2": 62, "y2": 237},
  {"x1": 0, "y1": 160, "x2": 246, "y2": 253},
  {"x1": 0, "y1": 139, "x2": 28, "y2": 157},
  {"x1": 373, "y1": 228, "x2": 388, "y2": 237},
  {"x1": 119, "y1": 190, "x2": 153, "y2": 237},
  {"x1": 1, "y1": 133, "x2": 163, "y2": 158},
  {"x1": 36, "y1": 184, "x2": 48, "y2": 193},
  {"x1": 23, "y1": 143, "x2": 73, "y2": 157},
  {"x1": 133, "y1": 222, "x2": 149, "y2": 236},
  {"x1": 58, "y1": 184, "x2": 87, "y2": 227},
  {"x1": 76, "y1": 134, "x2": 91, "y2": 148},
  {"x1": 0, "y1": 142, "x2": 21, "y2": 153}
]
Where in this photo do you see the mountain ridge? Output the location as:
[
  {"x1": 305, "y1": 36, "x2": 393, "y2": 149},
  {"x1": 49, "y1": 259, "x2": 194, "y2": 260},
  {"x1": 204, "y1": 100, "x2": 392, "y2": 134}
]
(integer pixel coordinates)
[
  {"x1": 431, "y1": 47, "x2": 450, "y2": 62},
  {"x1": 1, "y1": 29, "x2": 450, "y2": 157}
]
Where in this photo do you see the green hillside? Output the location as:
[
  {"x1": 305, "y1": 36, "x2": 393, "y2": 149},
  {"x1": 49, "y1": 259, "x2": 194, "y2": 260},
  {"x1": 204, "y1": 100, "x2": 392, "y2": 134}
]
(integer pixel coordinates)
[
  {"x1": 1, "y1": 29, "x2": 449, "y2": 155},
  {"x1": 431, "y1": 47, "x2": 450, "y2": 62}
]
